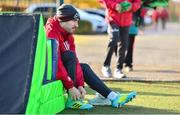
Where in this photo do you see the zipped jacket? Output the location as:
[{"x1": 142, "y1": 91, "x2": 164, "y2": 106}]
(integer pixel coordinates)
[{"x1": 45, "y1": 16, "x2": 84, "y2": 89}]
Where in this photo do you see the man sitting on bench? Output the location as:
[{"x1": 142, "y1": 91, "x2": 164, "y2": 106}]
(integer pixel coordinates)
[{"x1": 45, "y1": 4, "x2": 136, "y2": 110}]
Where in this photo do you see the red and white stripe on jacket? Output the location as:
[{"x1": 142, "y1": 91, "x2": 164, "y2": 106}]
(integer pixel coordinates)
[{"x1": 63, "y1": 41, "x2": 70, "y2": 50}]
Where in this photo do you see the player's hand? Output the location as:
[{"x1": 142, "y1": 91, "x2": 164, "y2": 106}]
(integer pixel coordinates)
[
  {"x1": 68, "y1": 87, "x2": 81, "y2": 100},
  {"x1": 78, "y1": 86, "x2": 86, "y2": 99}
]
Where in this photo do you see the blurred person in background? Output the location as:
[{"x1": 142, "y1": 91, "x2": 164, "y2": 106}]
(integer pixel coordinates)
[
  {"x1": 98, "y1": 0, "x2": 141, "y2": 79},
  {"x1": 159, "y1": 7, "x2": 169, "y2": 30},
  {"x1": 152, "y1": 7, "x2": 160, "y2": 30},
  {"x1": 124, "y1": 13, "x2": 139, "y2": 72},
  {"x1": 124, "y1": 8, "x2": 147, "y2": 72}
]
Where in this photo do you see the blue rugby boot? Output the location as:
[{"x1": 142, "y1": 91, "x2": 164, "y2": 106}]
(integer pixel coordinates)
[{"x1": 111, "y1": 91, "x2": 137, "y2": 108}]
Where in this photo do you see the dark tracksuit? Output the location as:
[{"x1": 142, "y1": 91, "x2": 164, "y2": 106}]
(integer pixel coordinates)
[
  {"x1": 124, "y1": 35, "x2": 135, "y2": 68},
  {"x1": 104, "y1": 23, "x2": 130, "y2": 70},
  {"x1": 124, "y1": 13, "x2": 139, "y2": 68},
  {"x1": 61, "y1": 51, "x2": 112, "y2": 98}
]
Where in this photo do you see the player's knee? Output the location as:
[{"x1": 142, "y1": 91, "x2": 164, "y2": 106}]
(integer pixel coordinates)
[{"x1": 80, "y1": 63, "x2": 90, "y2": 70}]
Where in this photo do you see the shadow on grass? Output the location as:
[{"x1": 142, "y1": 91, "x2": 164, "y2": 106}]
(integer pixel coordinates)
[
  {"x1": 136, "y1": 91, "x2": 180, "y2": 97},
  {"x1": 110, "y1": 87, "x2": 180, "y2": 97},
  {"x1": 133, "y1": 69, "x2": 180, "y2": 74},
  {"x1": 107, "y1": 88, "x2": 180, "y2": 97},
  {"x1": 60, "y1": 105, "x2": 179, "y2": 114}
]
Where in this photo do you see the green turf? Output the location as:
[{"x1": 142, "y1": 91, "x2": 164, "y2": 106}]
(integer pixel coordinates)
[{"x1": 61, "y1": 82, "x2": 180, "y2": 114}]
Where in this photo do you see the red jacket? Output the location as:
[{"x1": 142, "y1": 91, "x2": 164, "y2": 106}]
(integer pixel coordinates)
[
  {"x1": 45, "y1": 17, "x2": 84, "y2": 89},
  {"x1": 98, "y1": 0, "x2": 141, "y2": 27}
]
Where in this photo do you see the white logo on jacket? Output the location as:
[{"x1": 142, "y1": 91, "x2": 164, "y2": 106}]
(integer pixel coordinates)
[{"x1": 63, "y1": 41, "x2": 70, "y2": 50}]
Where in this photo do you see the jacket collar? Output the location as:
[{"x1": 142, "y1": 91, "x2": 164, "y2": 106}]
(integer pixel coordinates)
[{"x1": 51, "y1": 16, "x2": 71, "y2": 40}]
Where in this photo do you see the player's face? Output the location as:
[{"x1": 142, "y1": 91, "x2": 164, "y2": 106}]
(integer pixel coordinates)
[{"x1": 60, "y1": 19, "x2": 79, "y2": 34}]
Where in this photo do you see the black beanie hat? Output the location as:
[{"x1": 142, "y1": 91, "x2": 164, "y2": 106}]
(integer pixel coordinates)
[{"x1": 56, "y1": 4, "x2": 80, "y2": 22}]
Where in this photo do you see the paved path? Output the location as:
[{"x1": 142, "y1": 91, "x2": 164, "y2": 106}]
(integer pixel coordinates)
[{"x1": 75, "y1": 22, "x2": 180, "y2": 82}]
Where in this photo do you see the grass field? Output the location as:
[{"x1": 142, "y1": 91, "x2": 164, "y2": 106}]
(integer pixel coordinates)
[{"x1": 61, "y1": 82, "x2": 180, "y2": 114}]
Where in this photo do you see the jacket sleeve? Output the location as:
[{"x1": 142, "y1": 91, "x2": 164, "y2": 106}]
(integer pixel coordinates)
[
  {"x1": 56, "y1": 50, "x2": 74, "y2": 89},
  {"x1": 75, "y1": 59, "x2": 84, "y2": 87},
  {"x1": 130, "y1": 0, "x2": 142, "y2": 12},
  {"x1": 46, "y1": 29, "x2": 74, "y2": 90},
  {"x1": 98, "y1": 0, "x2": 118, "y2": 11}
]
